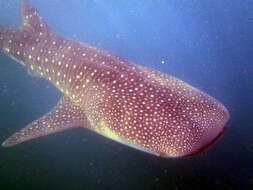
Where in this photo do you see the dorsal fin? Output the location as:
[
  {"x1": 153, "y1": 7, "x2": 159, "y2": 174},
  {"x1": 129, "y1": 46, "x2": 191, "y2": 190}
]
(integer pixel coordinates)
[{"x1": 21, "y1": 0, "x2": 50, "y2": 35}]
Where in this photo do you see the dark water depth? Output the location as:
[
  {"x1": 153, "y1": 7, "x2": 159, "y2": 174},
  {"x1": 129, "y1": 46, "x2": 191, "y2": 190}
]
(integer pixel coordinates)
[{"x1": 0, "y1": 0, "x2": 253, "y2": 189}]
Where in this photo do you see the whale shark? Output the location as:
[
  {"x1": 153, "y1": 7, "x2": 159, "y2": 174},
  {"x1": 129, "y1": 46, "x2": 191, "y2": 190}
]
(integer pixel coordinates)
[{"x1": 0, "y1": 1, "x2": 229, "y2": 157}]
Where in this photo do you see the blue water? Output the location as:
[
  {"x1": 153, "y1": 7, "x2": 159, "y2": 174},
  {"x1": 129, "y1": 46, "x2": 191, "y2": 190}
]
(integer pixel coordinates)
[{"x1": 0, "y1": 0, "x2": 253, "y2": 189}]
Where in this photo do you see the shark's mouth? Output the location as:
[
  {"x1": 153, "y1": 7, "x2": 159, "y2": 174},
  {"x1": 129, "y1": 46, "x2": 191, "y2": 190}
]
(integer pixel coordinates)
[{"x1": 184, "y1": 126, "x2": 227, "y2": 157}]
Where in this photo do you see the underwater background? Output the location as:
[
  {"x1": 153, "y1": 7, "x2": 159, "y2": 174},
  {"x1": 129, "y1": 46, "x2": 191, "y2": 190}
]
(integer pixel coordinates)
[{"x1": 0, "y1": 0, "x2": 252, "y2": 189}]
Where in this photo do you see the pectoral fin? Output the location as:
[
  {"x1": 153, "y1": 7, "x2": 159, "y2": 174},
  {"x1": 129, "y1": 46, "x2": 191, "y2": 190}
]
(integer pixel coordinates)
[{"x1": 2, "y1": 96, "x2": 88, "y2": 147}]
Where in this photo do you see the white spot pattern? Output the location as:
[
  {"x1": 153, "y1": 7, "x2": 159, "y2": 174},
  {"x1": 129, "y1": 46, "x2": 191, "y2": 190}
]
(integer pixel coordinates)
[{"x1": 0, "y1": 1, "x2": 230, "y2": 158}]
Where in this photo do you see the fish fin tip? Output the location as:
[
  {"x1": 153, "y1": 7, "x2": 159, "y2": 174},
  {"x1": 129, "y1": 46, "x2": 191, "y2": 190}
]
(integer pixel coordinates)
[
  {"x1": 2, "y1": 140, "x2": 8, "y2": 147},
  {"x1": 2, "y1": 137, "x2": 16, "y2": 148},
  {"x1": 2, "y1": 96, "x2": 88, "y2": 147},
  {"x1": 21, "y1": 0, "x2": 50, "y2": 34}
]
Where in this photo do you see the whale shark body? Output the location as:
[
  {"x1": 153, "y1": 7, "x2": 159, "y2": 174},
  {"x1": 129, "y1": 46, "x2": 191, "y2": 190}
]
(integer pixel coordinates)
[{"x1": 0, "y1": 1, "x2": 229, "y2": 158}]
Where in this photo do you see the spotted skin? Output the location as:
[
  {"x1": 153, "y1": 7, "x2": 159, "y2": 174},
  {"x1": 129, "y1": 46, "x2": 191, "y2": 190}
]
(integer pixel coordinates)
[
  {"x1": 0, "y1": 1, "x2": 229, "y2": 157},
  {"x1": 2, "y1": 96, "x2": 87, "y2": 147}
]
